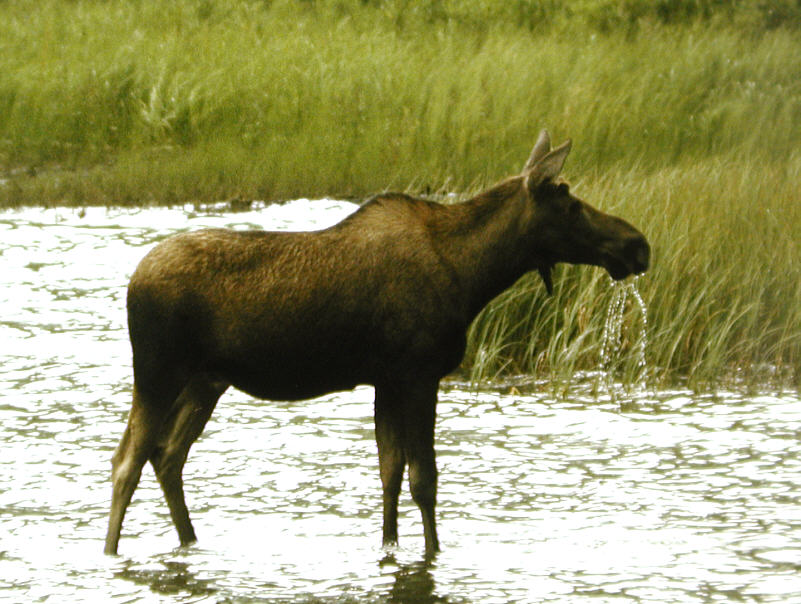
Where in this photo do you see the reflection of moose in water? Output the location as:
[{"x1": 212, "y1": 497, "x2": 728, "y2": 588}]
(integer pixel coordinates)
[{"x1": 104, "y1": 131, "x2": 650, "y2": 557}]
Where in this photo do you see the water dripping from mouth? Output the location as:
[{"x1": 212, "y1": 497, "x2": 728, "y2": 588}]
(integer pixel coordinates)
[{"x1": 598, "y1": 275, "x2": 649, "y2": 401}]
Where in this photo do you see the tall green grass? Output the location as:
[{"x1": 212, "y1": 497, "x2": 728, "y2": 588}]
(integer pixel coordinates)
[
  {"x1": 3, "y1": 0, "x2": 801, "y2": 201},
  {"x1": 463, "y1": 158, "x2": 801, "y2": 393},
  {"x1": 1, "y1": 0, "x2": 799, "y2": 390}
]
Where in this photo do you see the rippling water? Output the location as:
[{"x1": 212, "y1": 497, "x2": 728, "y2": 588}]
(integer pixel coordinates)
[{"x1": 2, "y1": 201, "x2": 800, "y2": 603}]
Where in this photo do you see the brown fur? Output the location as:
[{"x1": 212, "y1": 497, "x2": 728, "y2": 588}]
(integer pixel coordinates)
[{"x1": 104, "y1": 133, "x2": 650, "y2": 558}]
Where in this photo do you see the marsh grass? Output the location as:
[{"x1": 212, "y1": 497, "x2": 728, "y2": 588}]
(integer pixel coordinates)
[
  {"x1": 1, "y1": 0, "x2": 799, "y2": 390},
  {"x1": 464, "y1": 157, "x2": 801, "y2": 392},
  {"x1": 3, "y1": 1, "x2": 801, "y2": 200}
]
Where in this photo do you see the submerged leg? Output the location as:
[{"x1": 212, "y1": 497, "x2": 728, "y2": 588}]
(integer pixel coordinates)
[
  {"x1": 402, "y1": 379, "x2": 441, "y2": 559},
  {"x1": 149, "y1": 375, "x2": 228, "y2": 547},
  {"x1": 104, "y1": 388, "x2": 169, "y2": 555},
  {"x1": 376, "y1": 378, "x2": 441, "y2": 558},
  {"x1": 375, "y1": 388, "x2": 406, "y2": 547}
]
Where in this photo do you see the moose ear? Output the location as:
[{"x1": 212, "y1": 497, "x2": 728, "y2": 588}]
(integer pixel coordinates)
[
  {"x1": 524, "y1": 129, "x2": 552, "y2": 171},
  {"x1": 525, "y1": 139, "x2": 572, "y2": 190}
]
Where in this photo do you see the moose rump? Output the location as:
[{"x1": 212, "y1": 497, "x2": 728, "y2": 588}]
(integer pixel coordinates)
[{"x1": 104, "y1": 130, "x2": 649, "y2": 558}]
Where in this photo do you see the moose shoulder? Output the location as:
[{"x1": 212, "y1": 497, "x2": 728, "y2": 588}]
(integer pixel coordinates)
[{"x1": 105, "y1": 130, "x2": 650, "y2": 558}]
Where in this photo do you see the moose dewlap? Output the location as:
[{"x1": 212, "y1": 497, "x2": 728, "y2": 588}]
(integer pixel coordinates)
[{"x1": 105, "y1": 130, "x2": 650, "y2": 557}]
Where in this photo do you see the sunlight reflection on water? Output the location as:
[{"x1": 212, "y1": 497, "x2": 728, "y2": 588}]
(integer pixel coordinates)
[{"x1": 1, "y1": 201, "x2": 800, "y2": 603}]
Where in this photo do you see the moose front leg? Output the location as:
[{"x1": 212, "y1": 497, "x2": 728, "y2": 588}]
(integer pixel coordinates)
[
  {"x1": 376, "y1": 379, "x2": 441, "y2": 558},
  {"x1": 375, "y1": 388, "x2": 406, "y2": 547},
  {"x1": 402, "y1": 380, "x2": 440, "y2": 559}
]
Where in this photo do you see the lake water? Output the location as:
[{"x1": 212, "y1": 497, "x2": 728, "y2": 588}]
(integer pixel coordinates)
[{"x1": 2, "y1": 200, "x2": 800, "y2": 603}]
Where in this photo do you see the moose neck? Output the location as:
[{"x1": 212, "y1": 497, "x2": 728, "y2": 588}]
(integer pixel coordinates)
[{"x1": 435, "y1": 178, "x2": 535, "y2": 322}]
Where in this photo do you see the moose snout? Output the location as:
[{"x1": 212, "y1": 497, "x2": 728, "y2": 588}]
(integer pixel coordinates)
[{"x1": 625, "y1": 236, "x2": 650, "y2": 274}]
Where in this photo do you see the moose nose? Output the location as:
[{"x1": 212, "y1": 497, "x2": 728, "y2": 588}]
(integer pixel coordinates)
[{"x1": 626, "y1": 237, "x2": 650, "y2": 274}]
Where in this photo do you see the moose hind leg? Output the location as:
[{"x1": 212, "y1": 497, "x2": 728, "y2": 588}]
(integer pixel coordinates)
[
  {"x1": 149, "y1": 375, "x2": 228, "y2": 547},
  {"x1": 104, "y1": 392, "x2": 168, "y2": 555},
  {"x1": 375, "y1": 389, "x2": 406, "y2": 547}
]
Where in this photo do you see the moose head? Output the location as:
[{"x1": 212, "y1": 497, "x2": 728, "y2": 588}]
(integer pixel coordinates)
[{"x1": 521, "y1": 130, "x2": 650, "y2": 293}]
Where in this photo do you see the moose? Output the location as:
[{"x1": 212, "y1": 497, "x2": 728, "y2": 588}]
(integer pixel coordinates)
[{"x1": 104, "y1": 131, "x2": 649, "y2": 557}]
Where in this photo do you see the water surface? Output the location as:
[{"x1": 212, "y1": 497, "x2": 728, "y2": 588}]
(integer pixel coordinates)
[{"x1": 1, "y1": 201, "x2": 800, "y2": 602}]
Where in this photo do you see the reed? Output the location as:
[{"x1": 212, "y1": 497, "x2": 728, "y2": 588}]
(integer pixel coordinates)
[
  {"x1": 464, "y1": 157, "x2": 801, "y2": 392},
  {"x1": 2, "y1": 1, "x2": 800, "y2": 203},
  {"x1": 1, "y1": 0, "x2": 799, "y2": 390}
]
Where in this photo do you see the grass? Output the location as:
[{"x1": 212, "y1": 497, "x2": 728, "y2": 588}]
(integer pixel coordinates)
[
  {"x1": 1, "y1": 0, "x2": 799, "y2": 391},
  {"x1": 463, "y1": 158, "x2": 801, "y2": 393}
]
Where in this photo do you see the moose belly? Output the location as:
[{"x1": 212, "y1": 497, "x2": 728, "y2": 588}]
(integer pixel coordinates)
[{"x1": 211, "y1": 346, "x2": 371, "y2": 402}]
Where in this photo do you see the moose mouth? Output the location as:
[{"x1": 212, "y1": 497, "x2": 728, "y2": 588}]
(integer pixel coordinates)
[
  {"x1": 605, "y1": 258, "x2": 637, "y2": 281},
  {"x1": 536, "y1": 239, "x2": 649, "y2": 294},
  {"x1": 602, "y1": 239, "x2": 650, "y2": 281}
]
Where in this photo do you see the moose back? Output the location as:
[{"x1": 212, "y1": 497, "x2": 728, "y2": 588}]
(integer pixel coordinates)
[{"x1": 104, "y1": 131, "x2": 650, "y2": 557}]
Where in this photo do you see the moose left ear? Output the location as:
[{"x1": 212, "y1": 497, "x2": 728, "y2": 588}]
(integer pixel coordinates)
[
  {"x1": 526, "y1": 139, "x2": 572, "y2": 190},
  {"x1": 524, "y1": 129, "x2": 552, "y2": 171}
]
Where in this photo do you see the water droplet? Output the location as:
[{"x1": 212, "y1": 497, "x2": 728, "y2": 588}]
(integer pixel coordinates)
[{"x1": 598, "y1": 276, "x2": 649, "y2": 400}]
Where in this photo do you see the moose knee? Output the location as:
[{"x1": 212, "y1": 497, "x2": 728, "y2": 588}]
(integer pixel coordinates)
[
  {"x1": 110, "y1": 444, "x2": 137, "y2": 486},
  {"x1": 109, "y1": 455, "x2": 145, "y2": 504},
  {"x1": 110, "y1": 448, "x2": 124, "y2": 474},
  {"x1": 110, "y1": 428, "x2": 131, "y2": 469},
  {"x1": 150, "y1": 445, "x2": 183, "y2": 481},
  {"x1": 408, "y1": 463, "x2": 437, "y2": 506}
]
